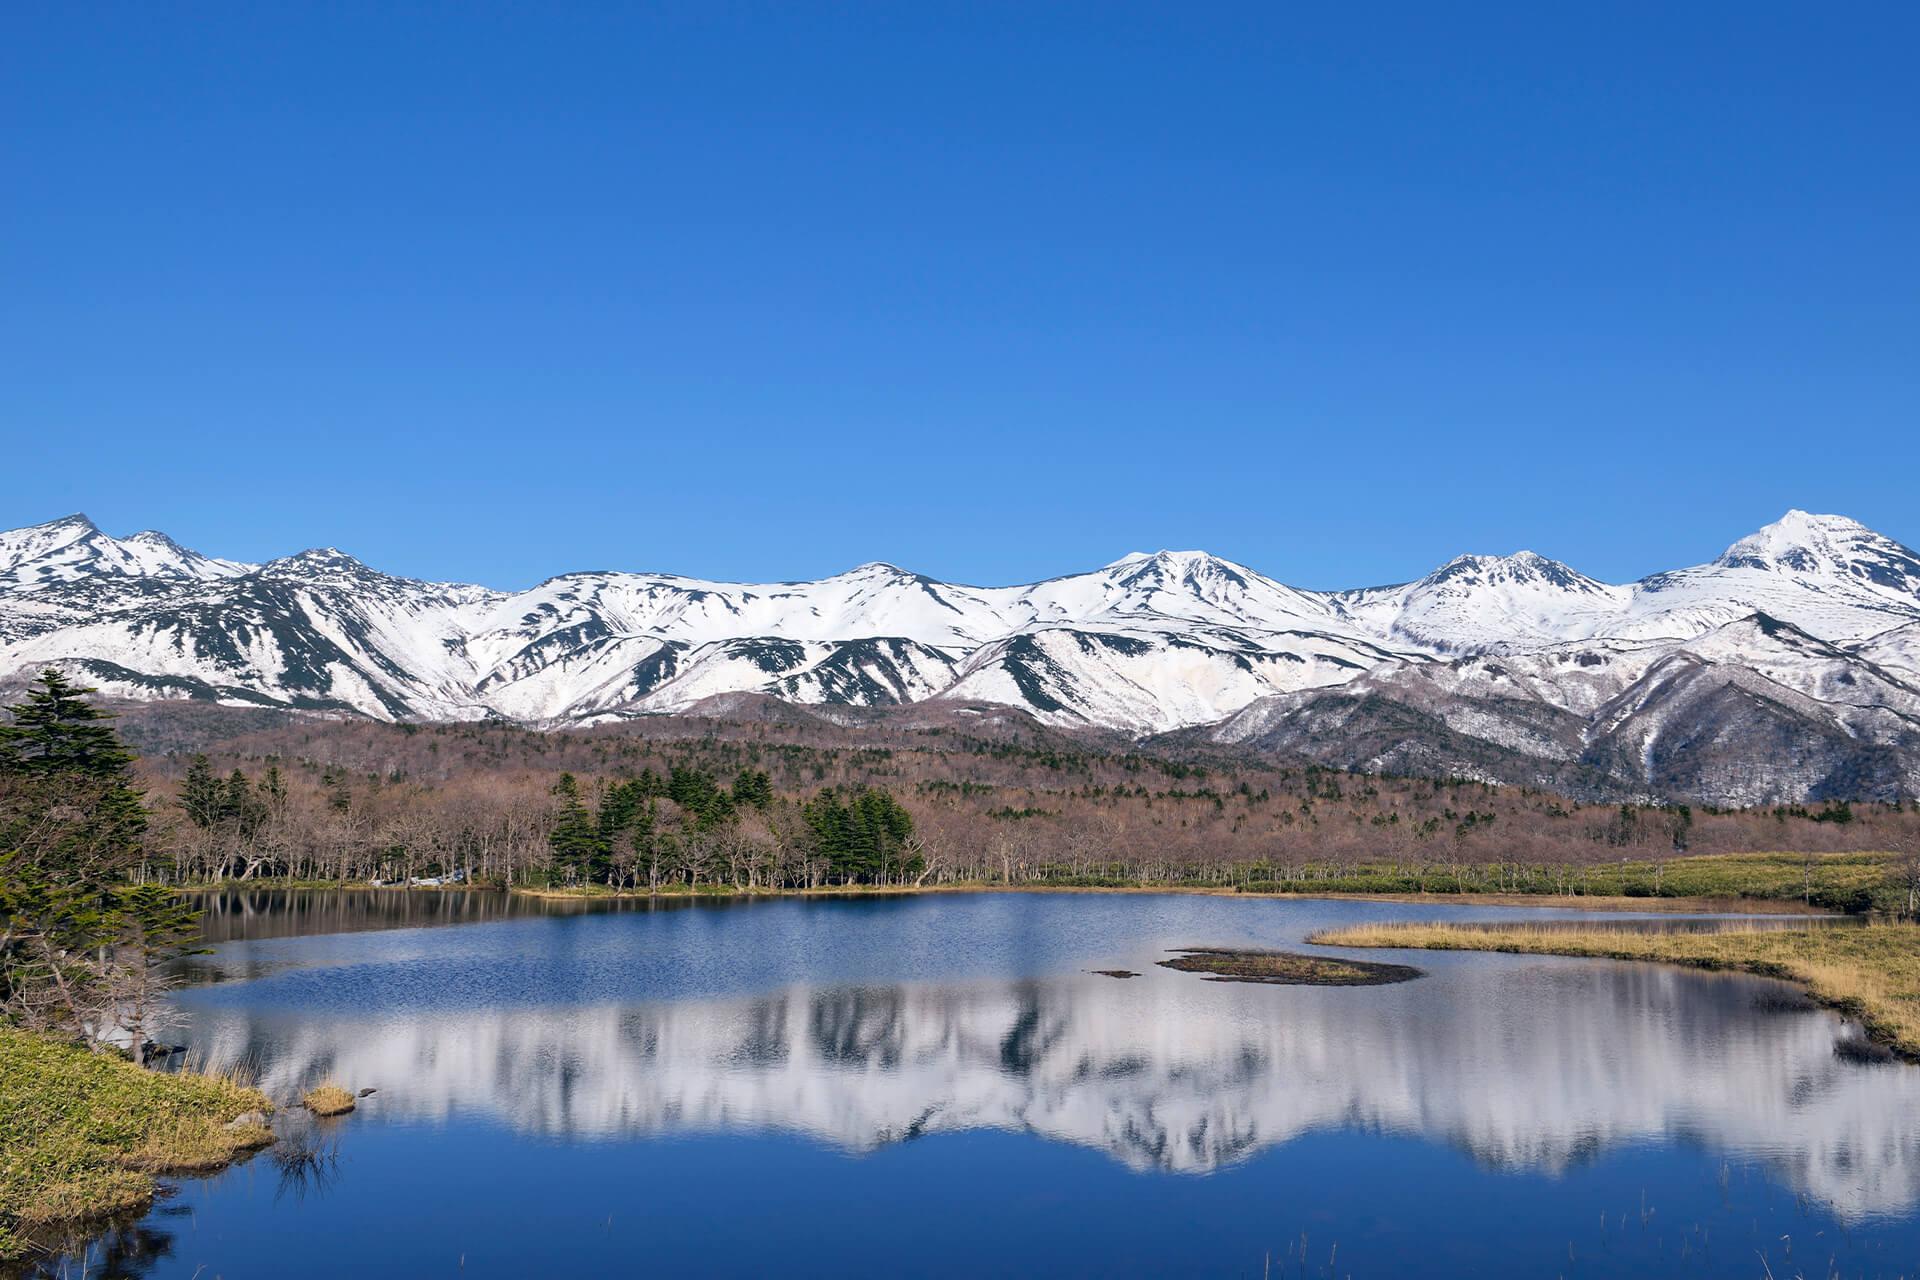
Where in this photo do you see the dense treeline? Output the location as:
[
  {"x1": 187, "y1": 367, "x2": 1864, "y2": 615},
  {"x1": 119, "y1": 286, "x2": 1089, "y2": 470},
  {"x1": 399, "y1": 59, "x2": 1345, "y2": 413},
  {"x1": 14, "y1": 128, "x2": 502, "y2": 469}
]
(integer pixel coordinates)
[
  {"x1": 94, "y1": 698, "x2": 1920, "y2": 897},
  {"x1": 168, "y1": 751, "x2": 926, "y2": 890}
]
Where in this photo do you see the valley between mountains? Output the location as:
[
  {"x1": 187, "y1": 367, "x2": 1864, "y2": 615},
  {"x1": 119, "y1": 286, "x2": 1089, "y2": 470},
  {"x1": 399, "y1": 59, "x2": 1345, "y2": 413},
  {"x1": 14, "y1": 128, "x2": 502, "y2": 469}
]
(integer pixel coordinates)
[{"x1": 3, "y1": 509, "x2": 1918, "y2": 806}]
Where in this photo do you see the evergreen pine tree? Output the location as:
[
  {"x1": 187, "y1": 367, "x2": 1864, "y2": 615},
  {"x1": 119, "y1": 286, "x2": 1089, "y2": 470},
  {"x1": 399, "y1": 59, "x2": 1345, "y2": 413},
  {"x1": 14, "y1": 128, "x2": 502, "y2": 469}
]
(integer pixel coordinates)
[
  {"x1": 179, "y1": 754, "x2": 224, "y2": 828},
  {"x1": 3, "y1": 669, "x2": 136, "y2": 778},
  {"x1": 548, "y1": 772, "x2": 605, "y2": 882},
  {"x1": 732, "y1": 769, "x2": 773, "y2": 809},
  {"x1": 222, "y1": 769, "x2": 266, "y2": 838}
]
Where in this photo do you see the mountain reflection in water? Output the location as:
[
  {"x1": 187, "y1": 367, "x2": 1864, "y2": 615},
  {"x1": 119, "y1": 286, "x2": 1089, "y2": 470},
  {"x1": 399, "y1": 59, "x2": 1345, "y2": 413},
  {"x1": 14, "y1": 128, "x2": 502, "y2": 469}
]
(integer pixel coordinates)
[{"x1": 175, "y1": 919, "x2": 1920, "y2": 1220}]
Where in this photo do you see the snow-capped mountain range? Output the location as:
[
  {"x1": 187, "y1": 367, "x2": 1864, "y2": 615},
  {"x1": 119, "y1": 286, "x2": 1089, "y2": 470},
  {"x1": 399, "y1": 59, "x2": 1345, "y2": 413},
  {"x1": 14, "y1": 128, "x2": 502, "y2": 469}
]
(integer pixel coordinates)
[{"x1": 3, "y1": 510, "x2": 1919, "y2": 802}]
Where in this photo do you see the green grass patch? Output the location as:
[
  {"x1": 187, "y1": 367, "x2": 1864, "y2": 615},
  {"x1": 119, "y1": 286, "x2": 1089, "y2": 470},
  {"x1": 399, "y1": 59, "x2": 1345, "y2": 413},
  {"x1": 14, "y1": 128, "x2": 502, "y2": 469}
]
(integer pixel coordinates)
[{"x1": 0, "y1": 1027, "x2": 270, "y2": 1260}]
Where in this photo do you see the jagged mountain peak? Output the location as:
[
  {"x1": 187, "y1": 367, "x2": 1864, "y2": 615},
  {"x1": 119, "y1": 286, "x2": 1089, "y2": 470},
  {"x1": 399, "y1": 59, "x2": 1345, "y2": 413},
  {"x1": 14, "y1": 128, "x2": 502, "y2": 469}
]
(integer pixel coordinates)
[
  {"x1": 251, "y1": 549, "x2": 498, "y2": 610},
  {"x1": 254, "y1": 547, "x2": 471, "y2": 598}
]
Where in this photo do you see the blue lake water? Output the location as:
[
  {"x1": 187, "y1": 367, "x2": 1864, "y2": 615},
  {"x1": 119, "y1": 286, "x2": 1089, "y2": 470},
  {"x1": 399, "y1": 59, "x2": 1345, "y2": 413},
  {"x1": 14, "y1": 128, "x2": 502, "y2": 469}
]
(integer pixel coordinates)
[{"x1": 38, "y1": 891, "x2": 1920, "y2": 1278}]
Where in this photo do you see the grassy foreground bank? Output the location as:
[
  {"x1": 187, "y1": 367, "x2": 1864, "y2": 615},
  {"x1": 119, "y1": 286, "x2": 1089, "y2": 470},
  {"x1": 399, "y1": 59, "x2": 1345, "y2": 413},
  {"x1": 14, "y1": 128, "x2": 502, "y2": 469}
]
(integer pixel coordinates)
[
  {"x1": 1311, "y1": 921, "x2": 1920, "y2": 1060},
  {"x1": 0, "y1": 1028, "x2": 271, "y2": 1261}
]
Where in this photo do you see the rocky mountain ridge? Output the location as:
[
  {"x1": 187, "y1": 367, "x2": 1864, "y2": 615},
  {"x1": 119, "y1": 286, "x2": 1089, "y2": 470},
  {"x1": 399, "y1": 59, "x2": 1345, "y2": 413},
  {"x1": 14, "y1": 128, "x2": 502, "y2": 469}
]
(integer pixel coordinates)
[{"x1": 3, "y1": 510, "x2": 1917, "y2": 803}]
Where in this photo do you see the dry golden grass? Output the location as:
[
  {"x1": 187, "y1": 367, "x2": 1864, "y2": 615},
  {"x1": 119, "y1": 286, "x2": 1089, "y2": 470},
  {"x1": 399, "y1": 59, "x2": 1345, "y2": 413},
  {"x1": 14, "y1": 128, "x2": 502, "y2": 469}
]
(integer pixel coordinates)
[
  {"x1": 1311, "y1": 921, "x2": 1920, "y2": 1060},
  {"x1": 302, "y1": 1083, "x2": 357, "y2": 1117}
]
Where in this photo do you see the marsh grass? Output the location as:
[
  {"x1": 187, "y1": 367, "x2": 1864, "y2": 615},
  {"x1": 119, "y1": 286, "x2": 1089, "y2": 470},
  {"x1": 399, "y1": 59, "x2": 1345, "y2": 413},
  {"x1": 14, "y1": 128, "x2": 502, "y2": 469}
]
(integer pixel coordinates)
[
  {"x1": 0, "y1": 1027, "x2": 270, "y2": 1259},
  {"x1": 1310, "y1": 921, "x2": 1920, "y2": 1059},
  {"x1": 301, "y1": 1083, "x2": 356, "y2": 1117}
]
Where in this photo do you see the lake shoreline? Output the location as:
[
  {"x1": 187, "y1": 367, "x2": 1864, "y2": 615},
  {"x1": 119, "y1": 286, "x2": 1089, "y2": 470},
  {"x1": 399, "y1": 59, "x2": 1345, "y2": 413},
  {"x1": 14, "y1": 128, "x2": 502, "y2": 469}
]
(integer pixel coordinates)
[
  {"x1": 177, "y1": 876, "x2": 1841, "y2": 915},
  {"x1": 511, "y1": 881, "x2": 1839, "y2": 915},
  {"x1": 177, "y1": 851, "x2": 1876, "y2": 918},
  {"x1": 1311, "y1": 920, "x2": 1920, "y2": 1062}
]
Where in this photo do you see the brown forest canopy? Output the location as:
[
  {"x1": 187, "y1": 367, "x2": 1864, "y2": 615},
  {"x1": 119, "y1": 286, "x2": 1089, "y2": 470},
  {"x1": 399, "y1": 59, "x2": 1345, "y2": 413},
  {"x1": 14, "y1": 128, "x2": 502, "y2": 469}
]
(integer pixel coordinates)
[{"x1": 104, "y1": 700, "x2": 1920, "y2": 891}]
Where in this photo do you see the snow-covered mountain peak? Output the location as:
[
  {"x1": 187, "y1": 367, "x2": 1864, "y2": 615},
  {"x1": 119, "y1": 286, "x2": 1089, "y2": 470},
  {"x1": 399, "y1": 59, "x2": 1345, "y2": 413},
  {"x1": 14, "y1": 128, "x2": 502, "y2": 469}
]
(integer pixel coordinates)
[
  {"x1": 0, "y1": 515, "x2": 251, "y2": 591},
  {"x1": 1077, "y1": 549, "x2": 1345, "y2": 634},
  {"x1": 1620, "y1": 511, "x2": 1920, "y2": 640},
  {"x1": 126, "y1": 529, "x2": 182, "y2": 550},
  {"x1": 0, "y1": 513, "x2": 99, "y2": 571},
  {"x1": 1716, "y1": 510, "x2": 1887, "y2": 573},
  {"x1": 263, "y1": 547, "x2": 377, "y2": 576},
  {"x1": 41, "y1": 512, "x2": 97, "y2": 535},
  {"x1": 1419, "y1": 550, "x2": 1611, "y2": 595},
  {"x1": 116, "y1": 530, "x2": 253, "y2": 580},
  {"x1": 836, "y1": 560, "x2": 918, "y2": 581},
  {"x1": 254, "y1": 548, "x2": 492, "y2": 606},
  {"x1": 1109, "y1": 549, "x2": 1256, "y2": 591},
  {"x1": 1333, "y1": 549, "x2": 1629, "y2": 653}
]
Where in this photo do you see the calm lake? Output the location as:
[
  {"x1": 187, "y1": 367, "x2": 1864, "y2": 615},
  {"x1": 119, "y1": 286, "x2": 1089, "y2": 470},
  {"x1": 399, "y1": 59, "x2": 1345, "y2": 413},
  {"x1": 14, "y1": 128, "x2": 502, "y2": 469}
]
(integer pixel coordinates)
[{"x1": 44, "y1": 891, "x2": 1920, "y2": 1278}]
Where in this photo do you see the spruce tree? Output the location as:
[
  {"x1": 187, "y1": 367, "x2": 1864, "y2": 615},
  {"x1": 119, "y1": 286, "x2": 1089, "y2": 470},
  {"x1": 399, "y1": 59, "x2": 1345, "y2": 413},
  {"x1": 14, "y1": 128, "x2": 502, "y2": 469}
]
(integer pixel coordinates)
[
  {"x1": 222, "y1": 769, "x2": 266, "y2": 838},
  {"x1": 548, "y1": 772, "x2": 605, "y2": 882},
  {"x1": 179, "y1": 754, "x2": 224, "y2": 828},
  {"x1": 732, "y1": 769, "x2": 773, "y2": 810},
  {"x1": 0, "y1": 671, "x2": 147, "y2": 879},
  {"x1": 2, "y1": 669, "x2": 136, "y2": 778}
]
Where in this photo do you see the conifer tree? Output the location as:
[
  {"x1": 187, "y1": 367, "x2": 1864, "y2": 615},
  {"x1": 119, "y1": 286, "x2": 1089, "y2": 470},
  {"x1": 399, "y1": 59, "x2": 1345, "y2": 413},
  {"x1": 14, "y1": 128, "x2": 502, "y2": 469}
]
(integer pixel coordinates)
[
  {"x1": 548, "y1": 772, "x2": 605, "y2": 882},
  {"x1": 1, "y1": 669, "x2": 136, "y2": 778},
  {"x1": 179, "y1": 754, "x2": 224, "y2": 828}
]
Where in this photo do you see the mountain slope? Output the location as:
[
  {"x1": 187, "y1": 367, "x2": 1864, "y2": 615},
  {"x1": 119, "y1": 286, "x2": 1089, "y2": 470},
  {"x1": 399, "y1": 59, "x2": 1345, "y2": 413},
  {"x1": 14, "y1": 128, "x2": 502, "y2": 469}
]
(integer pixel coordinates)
[{"x1": 1200, "y1": 613, "x2": 1920, "y2": 804}]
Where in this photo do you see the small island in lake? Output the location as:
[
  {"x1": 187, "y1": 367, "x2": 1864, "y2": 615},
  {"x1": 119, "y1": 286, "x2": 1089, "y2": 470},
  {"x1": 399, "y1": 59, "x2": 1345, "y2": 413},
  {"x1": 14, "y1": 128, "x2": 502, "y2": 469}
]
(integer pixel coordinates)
[{"x1": 1157, "y1": 948, "x2": 1422, "y2": 986}]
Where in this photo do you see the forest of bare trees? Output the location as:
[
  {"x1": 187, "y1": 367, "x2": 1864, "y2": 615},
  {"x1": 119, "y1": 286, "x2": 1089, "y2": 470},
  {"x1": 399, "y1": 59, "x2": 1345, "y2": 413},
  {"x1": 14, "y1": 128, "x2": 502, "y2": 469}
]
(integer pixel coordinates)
[{"x1": 114, "y1": 702, "x2": 1920, "y2": 896}]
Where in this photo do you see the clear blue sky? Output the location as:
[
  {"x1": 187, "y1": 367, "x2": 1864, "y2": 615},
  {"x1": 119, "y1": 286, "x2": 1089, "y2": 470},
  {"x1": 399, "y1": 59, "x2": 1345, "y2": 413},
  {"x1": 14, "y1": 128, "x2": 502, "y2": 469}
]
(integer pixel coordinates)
[{"x1": 3, "y1": 4, "x2": 1915, "y2": 590}]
